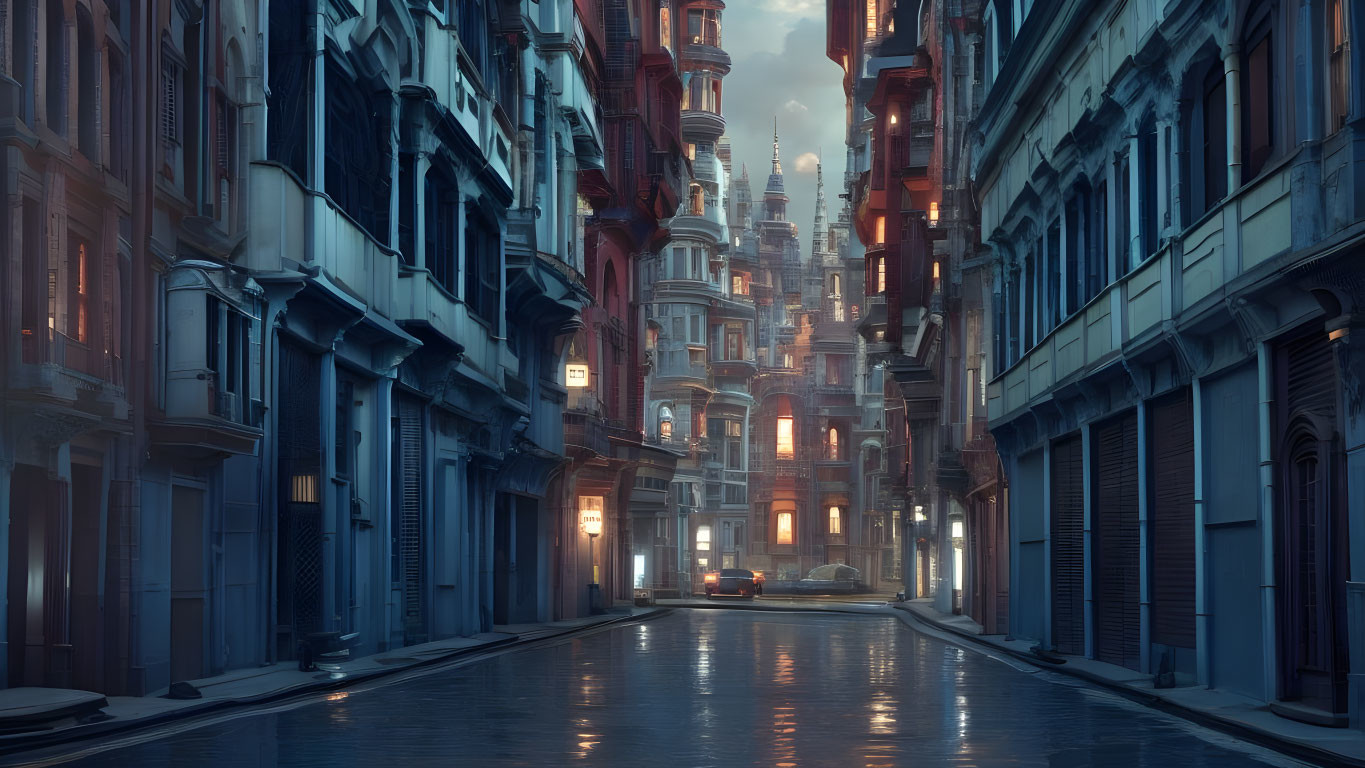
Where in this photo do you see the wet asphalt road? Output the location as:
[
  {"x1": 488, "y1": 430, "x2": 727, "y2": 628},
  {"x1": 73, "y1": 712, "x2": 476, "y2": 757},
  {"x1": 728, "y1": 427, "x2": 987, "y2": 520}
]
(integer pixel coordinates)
[{"x1": 41, "y1": 609, "x2": 1309, "y2": 767}]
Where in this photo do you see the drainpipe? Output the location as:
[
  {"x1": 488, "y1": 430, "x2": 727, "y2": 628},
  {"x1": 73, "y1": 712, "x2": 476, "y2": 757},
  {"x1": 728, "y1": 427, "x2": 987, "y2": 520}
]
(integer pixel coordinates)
[
  {"x1": 1223, "y1": 44, "x2": 1243, "y2": 194},
  {"x1": 1258, "y1": 342, "x2": 1277, "y2": 701},
  {"x1": 1137, "y1": 399, "x2": 1151, "y2": 675},
  {"x1": 1193, "y1": 377, "x2": 1210, "y2": 686}
]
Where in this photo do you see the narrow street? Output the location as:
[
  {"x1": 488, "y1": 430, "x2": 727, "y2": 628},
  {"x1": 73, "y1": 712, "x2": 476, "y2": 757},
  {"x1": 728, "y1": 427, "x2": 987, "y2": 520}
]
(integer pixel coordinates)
[{"x1": 37, "y1": 609, "x2": 1307, "y2": 768}]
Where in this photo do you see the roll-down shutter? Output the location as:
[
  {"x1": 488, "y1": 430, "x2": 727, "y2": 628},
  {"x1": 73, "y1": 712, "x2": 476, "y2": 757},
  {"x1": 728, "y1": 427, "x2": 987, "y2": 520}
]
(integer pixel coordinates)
[
  {"x1": 1151, "y1": 391, "x2": 1195, "y2": 648},
  {"x1": 1094, "y1": 412, "x2": 1140, "y2": 670},
  {"x1": 1051, "y1": 434, "x2": 1085, "y2": 655}
]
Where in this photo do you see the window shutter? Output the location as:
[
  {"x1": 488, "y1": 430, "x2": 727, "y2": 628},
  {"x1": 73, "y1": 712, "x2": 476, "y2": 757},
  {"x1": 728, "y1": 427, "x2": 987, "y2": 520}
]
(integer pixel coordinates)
[
  {"x1": 160, "y1": 59, "x2": 176, "y2": 143},
  {"x1": 1094, "y1": 411, "x2": 1141, "y2": 671}
]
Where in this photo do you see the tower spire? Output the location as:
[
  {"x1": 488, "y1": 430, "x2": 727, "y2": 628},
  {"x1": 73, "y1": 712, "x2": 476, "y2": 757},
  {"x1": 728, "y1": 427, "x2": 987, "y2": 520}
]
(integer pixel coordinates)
[
  {"x1": 765, "y1": 118, "x2": 785, "y2": 196},
  {"x1": 812, "y1": 156, "x2": 829, "y2": 258},
  {"x1": 771, "y1": 117, "x2": 783, "y2": 176}
]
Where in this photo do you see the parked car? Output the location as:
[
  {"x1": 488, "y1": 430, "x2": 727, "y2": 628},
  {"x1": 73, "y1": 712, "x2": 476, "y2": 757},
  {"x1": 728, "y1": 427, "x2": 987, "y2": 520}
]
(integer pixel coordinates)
[
  {"x1": 796, "y1": 564, "x2": 862, "y2": 594},
  {"x1": 704, "y1": 568, "x2": 760, "y2": 598}
]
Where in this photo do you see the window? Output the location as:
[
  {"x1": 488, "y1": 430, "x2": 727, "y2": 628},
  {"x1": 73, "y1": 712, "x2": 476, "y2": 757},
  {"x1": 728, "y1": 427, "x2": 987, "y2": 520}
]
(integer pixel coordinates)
[
  {"x1": 877, "y1": 256, "x2": 886, "y2": 292},
  {"x1": 464, "y1": 206, "x2": 500, "y2": 324},
  {"x1": 659, "y1": 0, "x2": 672, "y2": 51},
  {"x1": 828, "y1": 427, "x2": 840, "y2": 460},
  {"x1": 696, "y1": 525, "x2": 711, "y2": 551},
  {"x1": 1242, "y1": 5, "x2": 1275, "y2": 179},
  {"x1": 783, "y1": 352, "x2": 794, "y2": 368},
  {"x1": 1329, "y1": 0, "x2": 1350, "y2": 133},
  {"x1": 1089, "y1": 181, "x2": 1109, "y2": 302},
  {"x1": 76, "y1": 7, "x2": 98, "y2": 158},
  {"x1": 1184, "y1": 58, "x2": 1228, "y2": 221},
  {"x1": 660, "y1": 419, "x2": 673, "y2": 440},
  {"x1": 213, "y1": 90, "x2": 238, "y2": 225},
  {"x1": 1115, "y1": 151, "x2": 1131, "y2": 271},
  {"x1": 866, "y1": 0, "x2": 879, "y2": 37},
  {"x1": 325, "y1": 61, "x2": 392, "y2": 243},
  {"x1": 1138, "y1": 120, "x2": 1159, "y2": 261},
  {"x1": 425, "y1": 169, "x2": 459, "y2": 291},
  {"x1": 46, "y1": 2, "x2": 66, "y2": 135},
  {"x1": 875, "y1": 215, "x2": 886, "y2": 244},
  {"x1": 829, "y1": 506, "x2": 842, "y2": 535},
  {"x1": 725, "y1": 323, "x2": 743, "y2": 360},
  {"x1": 70, "y1": 239, "x2": 89, "y2": 343},
  {"x1": 160, "y1": 51, "x2": 179, "y2": 147},
  {"x1": 776, "y1": 512, "x2": 794, "y2": 545},
  {"x1": 1046, "y1": 219, "x2": 1060, "y2": 329},
  {"x1": 776, "y1": 416, "x2": 794, "y2": 459},
  {"x1": 687, "y1": 8, "x2": 721, "y2": 46}
]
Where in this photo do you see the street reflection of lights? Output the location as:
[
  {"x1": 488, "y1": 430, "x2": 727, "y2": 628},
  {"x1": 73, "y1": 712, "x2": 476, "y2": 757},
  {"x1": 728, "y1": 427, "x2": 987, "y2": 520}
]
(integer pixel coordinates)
[
  {"x1": 773, "y1": 650, "x2": 795, "y2": 685},
  {"x1": 325, "y1": 692, "x2": 349, "y2": 702},
  {"x1": 868, "y1": 692, "x2": 898, "y2": 735}
]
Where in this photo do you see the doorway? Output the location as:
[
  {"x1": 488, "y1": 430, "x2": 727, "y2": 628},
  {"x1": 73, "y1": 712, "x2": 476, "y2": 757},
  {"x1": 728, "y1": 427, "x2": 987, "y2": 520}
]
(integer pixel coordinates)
[{"x1": 170, "y1": 485, "x2": 206, "y2": 683}]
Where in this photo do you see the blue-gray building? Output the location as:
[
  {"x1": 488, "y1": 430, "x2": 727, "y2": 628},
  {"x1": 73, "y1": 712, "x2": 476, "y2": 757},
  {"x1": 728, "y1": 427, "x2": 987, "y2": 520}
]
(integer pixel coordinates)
[{"x1": 976, "y1": 0, "x2": 1365, "y2": 727}]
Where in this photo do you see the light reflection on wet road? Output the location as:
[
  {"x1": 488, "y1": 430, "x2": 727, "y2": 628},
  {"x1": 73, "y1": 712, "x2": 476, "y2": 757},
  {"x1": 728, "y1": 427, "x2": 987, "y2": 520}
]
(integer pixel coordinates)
[{"x1": 51, "y1": 610, "x2": 1307, "y2": 767}]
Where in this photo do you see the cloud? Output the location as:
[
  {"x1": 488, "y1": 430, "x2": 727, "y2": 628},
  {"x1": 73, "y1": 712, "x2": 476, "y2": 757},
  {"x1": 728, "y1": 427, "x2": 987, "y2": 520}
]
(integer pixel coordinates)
[
  {"x1": 793, "y1": 152, "x2": 820, "y2": 173},
  {"x1": 723, "y1": 18, "x2": 848, "y2": 241}
]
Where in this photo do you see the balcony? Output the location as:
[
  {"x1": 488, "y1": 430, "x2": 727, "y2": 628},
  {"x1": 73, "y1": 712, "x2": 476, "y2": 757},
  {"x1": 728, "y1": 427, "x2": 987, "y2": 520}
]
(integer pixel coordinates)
[
  {"x1": 564, "y1": 410, "x2": 610, "y2": 457},
  {"x1": 666, "y1": 210, "x2": 724, "y2": 244},
  {"x1": 681, "y1": 109, "x2": 726, "y2": 142},
  {"x1": 682, "y1": 40, "x2": 730, "y2": 73}
]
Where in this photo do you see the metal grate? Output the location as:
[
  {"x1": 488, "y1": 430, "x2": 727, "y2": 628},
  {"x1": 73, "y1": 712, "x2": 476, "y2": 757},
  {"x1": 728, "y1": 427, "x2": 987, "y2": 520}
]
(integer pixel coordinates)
[
  {"x1": 1050, "y1": 434, "x2": 1084, "y2": 655},
  {"x1": 398, "y1": 396, "x2": 426, "y2": 644}
]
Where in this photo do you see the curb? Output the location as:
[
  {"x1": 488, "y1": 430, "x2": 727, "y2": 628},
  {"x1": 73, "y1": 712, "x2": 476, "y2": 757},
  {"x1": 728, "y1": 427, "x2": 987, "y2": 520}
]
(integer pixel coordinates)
[
  {"x1": 889, "y1": 604, "x2": 1359, "y2": 768},
  {"x1": 0, "y1": 608, "x2": 672, "y2": 763}
]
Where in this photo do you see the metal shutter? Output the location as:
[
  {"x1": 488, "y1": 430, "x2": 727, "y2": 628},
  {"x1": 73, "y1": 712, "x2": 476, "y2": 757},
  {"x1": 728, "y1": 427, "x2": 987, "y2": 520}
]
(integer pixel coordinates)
[
  {"x1": 1151, "y1": 390, "x2": 1195, "y2": 648},
  {"x1": 1094, "y1": 412, "x2": 1140, "y2": 670},
  {"x1": 397, "y1": 395, "x2": 426, "y2": 644},
  {"x1": 1050, "y1": 434, "x2": 1085, "y2": 655},
  {"x1": 277, "y1": 341, "x2": 322, "y2": 656}
]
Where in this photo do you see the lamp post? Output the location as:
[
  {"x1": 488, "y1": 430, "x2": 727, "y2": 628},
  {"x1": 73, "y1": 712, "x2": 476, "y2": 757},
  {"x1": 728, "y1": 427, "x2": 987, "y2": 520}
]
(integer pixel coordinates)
[{"x1": 580, "y1": 497, "x2": 604, "y2": 614}]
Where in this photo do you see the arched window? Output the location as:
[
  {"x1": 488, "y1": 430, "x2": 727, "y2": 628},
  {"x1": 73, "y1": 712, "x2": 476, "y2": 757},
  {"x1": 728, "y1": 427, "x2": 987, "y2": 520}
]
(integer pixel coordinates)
[
  {"x1": 46, "y1": 1, "x2": 66, "y2": 135},
  {"x1": 828, "y1": 426, "x2": 840, "y2": 460},
  {"x1": 76, "y1": 6, "x2": 98, "y2": 159},
  {"x1": 659, "y1": 405, "x2": 674, "y2": 440},
  {"x1": 1182, "y1": 49, "x2": 1228, "y2": 221}
]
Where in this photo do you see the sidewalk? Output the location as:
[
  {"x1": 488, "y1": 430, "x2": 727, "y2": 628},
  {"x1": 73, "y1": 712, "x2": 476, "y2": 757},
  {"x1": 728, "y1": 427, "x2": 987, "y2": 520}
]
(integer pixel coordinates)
[
  {"x1": 892, "y1": 598, "x2": 1365, "y2": 768},
  {"x1": 0, "y1": 606, "x2": 668, "y2": 760}
]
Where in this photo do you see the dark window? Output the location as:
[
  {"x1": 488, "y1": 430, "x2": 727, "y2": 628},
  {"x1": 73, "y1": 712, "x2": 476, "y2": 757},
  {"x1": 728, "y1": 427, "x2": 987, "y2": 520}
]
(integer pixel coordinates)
[
  {"x1": 76, "y1": 7, "x2": 98, "y2": 158},
  {"x1": 1242, "y1": 6, "x2": 1275, "y2": 178},
  {"x1": 46, "y1": 2, "x2": 65, "y2": 135},
  {"x1": 206, "y1": 295, "x2": 221, "y2": 376},
  {"x1": 109, "y1": 52, "x2": 130, "y2": 183},
  {"x1": 1115, "y1": 151, "x2": 1131, "y2": 272},
  {"x1": 12, "y1": 0, "x2": 35, "y2": 123},
  {"x1": 267, "y1": 0, "x2": 310, "y2": 179},
  {"x1": 335, "y1": 379, "x2": 354, "y2": 479},
  {"x1": 1138, "y1": 120, "x2": 1158, "y2": 261},
  {"x1": 1089, "y1": 180, "x2": 1109, "y2": 302},
  {"x1": 464, "y1": 206, "x2": 500, "y2": 324},
  {"x1": 399, "y1": 154, "x2": 416, "y2": 266},
  {"x1": 324, "y1": 61, "x2": 392, "y2": 244},
  {"x1": 1184, "y1": 57, "x2": 1228, "y2": 221},
  {"x1": 1064, "y1": 190, "x2": 1084, "y2": 317},
  {"x1": 1046, "y1": 221, "x2": 1060, "y2": 331},
  {"x1": 425, "y1": 168, "x2": 459, "y2": 293},
  {"x1": 1023, "y1": 251, "x2": 1035, "y2": 351}
]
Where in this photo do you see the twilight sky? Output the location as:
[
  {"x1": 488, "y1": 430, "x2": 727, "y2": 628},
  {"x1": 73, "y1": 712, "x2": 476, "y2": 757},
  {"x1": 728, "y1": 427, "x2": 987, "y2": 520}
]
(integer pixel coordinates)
[{"x1": 722, "y1": 0, "x2": 848, "y2": 253}]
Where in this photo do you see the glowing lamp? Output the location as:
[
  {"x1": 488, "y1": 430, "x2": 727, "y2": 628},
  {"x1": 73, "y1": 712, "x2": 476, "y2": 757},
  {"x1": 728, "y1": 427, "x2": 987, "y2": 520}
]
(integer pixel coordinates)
[
  {"x1": 579, "y1": 496, "x2": 604, "y2": 536},
  {"x1": 566, "y1": 363, "x2": 590, "y2": 387}
]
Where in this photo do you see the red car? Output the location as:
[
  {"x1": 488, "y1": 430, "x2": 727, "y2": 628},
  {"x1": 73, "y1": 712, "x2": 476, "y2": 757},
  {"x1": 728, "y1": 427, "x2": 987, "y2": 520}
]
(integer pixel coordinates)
[{"x1": 704, "y1": 568, "x2": 762, "y2": 598}]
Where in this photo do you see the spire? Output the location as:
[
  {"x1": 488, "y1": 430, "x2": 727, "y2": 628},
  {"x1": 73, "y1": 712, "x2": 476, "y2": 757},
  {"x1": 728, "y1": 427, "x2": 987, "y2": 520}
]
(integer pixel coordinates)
[
  {"x1": 812, "y1": 158, "x2": 828, "y2": 256},
  {"x1": 765, "y1": 117, "x2": 785, "y2": 196},
  {"x1": 771, "y1": 117, "x2": 783, "y2": 176}
]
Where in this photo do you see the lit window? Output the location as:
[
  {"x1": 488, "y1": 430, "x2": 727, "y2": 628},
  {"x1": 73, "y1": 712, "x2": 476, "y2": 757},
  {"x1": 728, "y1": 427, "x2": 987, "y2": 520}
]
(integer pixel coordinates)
[
  {"x1": 875, "y1": 215, "x2": 886, "y2": 245},
  {"x1": 659, "y1": 1, "x2": 672, "y2": 51},
  {"x1": 776, "y1": 416, "x2": 794, "y2": 459},
  {"x1": 75, "y1": 242, "x2": 89, "y2": 342},
  {"x1": 696, "y1": 524, "x2": 711, "y2": 551},
  {"x1": 783, "y1": 352, "x2": 794, "y2": 368},
  {"x1": 660, "y1": 420, "x2": 672, "y2": 440},
  {"x1": 877, "y1": 257, "x2": 886, "y2": 292},
  {"x1": 828, "y1": 427, "x2": 840, "y2": 460},
  {"x1": 566, "y1": 363, "x2": 589, "y2": 387},
  {"x1": 865, "y1": 0, "x2": 878, "y2": 37},
  {"x1": 1329, "y1": 0, "x2": 1350, "y2": 133},
  {"x1": 776, "y1": 512, "x2": 794, "y2": 545},
  {"x1": 829, "y1": 506, "x2": 841, "y2": 534}
]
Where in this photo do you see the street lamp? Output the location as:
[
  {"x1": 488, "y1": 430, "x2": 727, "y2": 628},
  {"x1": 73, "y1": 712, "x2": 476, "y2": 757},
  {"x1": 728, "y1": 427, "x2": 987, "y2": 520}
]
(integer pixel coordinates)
[{"x1": 580, "y1": 496, "x2": 604, "y2": 612}]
